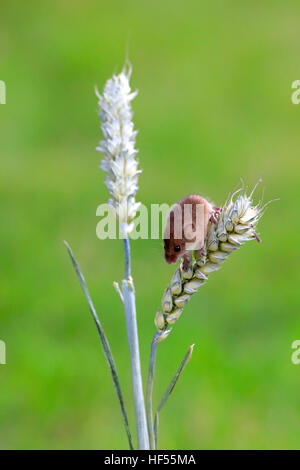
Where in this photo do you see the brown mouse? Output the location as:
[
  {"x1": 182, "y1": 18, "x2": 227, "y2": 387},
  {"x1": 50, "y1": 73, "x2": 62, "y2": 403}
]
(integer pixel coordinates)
[{"x1": 163, "y1": 194, "x2": 221, "y2": 269}]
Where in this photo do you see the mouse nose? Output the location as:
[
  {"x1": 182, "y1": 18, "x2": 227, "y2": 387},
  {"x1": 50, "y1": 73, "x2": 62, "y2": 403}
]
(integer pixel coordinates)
[{"x1": 165, "y1": 254, "x2": 177, "y2": 264}]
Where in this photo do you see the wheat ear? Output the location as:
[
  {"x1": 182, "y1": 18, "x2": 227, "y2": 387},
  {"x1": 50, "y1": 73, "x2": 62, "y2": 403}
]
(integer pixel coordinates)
[{"x1": 156, "y1": 186, "x2": 268, "y2": 333}]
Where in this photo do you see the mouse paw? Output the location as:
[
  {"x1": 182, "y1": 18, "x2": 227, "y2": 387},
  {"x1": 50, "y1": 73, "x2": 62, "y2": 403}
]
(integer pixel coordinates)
[
  {"x1": 194, "y1": 246, "x2": 206, "y2": 258},
  {"x1": 199, "y1": 246, "x2": 207, "y2": 257},
  {"x1": 182, "y1": 252, "x2": 192, "y2": 271},
  {"x1": 210, "y1": 206, "x2": 222, "y2": 224},
  {"x1": 252, "y1": 230, "x2": 261, "y2": 243}
]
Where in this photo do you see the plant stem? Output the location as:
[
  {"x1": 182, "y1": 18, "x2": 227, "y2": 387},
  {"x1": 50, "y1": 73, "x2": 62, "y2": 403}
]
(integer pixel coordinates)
[
  {"x1": 122, "y1": 237, "x2": 149, "y2": 450},
  {"x1": 146, "y1": 333, "x2": 159, "y2": 450},
  {"x1": 123, "y1": 236, "x2": 131, "y2": 279}
]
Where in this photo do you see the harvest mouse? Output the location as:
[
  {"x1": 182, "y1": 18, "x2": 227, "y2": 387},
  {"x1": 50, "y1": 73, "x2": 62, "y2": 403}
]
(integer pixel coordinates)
[{"x1": 163, "y1": 194, "x2": 221, "y2": 270}]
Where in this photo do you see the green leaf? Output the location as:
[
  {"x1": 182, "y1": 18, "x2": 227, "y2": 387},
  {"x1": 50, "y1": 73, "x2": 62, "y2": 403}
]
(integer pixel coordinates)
[{"x1": 64, "y1": 241, "x2": 134, "y2": 450}]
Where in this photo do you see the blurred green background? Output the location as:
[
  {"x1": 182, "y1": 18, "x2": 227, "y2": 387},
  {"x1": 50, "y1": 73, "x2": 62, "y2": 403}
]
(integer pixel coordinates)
[{"x1": 1, "y1": 0, "x2": 300, "y2": 450}]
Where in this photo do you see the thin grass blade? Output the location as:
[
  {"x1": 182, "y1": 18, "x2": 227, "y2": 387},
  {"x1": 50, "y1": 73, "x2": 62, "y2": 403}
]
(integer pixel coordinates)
[
  {"x1": 154, "y1": 344, "x2": 194, "y2": 448},
  {"x1": 154, "y1": 411, "x2": 159, "y2": 450},
  {"x1": 146, "y1": 335, "x2": 159, "y2": 450},
  {"x1": 64, "y1": 241, "x2": 134, "y2": 450}
]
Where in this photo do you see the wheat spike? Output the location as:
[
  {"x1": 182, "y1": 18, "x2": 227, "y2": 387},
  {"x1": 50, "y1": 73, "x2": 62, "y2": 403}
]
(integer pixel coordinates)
[{"x1": 156, "y1": 186, "x2": 267, "y2": 335}]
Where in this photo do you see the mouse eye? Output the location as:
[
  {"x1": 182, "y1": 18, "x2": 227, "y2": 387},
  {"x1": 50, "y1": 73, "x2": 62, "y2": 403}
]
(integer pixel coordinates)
[{"x1": 174, "y1": 245, "x2": 181, "y2": 252}]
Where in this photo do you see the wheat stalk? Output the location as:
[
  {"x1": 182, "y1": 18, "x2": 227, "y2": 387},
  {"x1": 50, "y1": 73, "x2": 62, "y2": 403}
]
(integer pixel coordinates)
[
  {"x1": 96, "y1": 64, "x2": 149, "y2": 449},
  {"x1": 146, "y1": 183, "x2": 271, "y2": 447}
]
